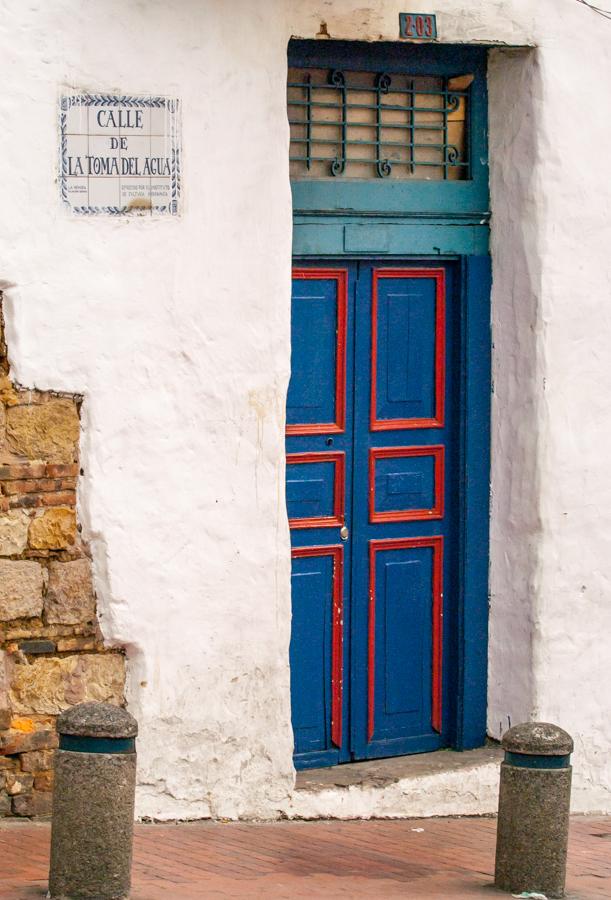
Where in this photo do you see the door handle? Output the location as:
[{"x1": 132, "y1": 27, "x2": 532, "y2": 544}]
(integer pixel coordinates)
[{"x1": 340, "y1": 525, "x2": 349, "y2": 541}]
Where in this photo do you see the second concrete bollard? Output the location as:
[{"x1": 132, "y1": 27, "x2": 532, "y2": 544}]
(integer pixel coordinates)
[
  {"x1": 48, "y1": 701, "x2": 138, "y2": 900},
  {"x1": 494, "y1": 721, "x2": 573, "y2": 899}
]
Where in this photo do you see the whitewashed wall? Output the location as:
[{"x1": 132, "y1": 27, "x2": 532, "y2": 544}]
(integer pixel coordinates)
[{"x1": 0, "y1": 0, "x2": 609, "y2": 817}]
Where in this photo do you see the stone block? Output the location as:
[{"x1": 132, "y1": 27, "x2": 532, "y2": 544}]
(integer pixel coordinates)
[
  {"x1": 0, "y1": 715, "x2": 58, "y2": 755},
  {"x1": 45, "y1": 464, "x2": 79, "y2": 478},
  {"x1": 0, "y1": 790, "x2": 10, "y2": 816},
  {"x1": 9, "y1": 653, "x2": 125, "y2": 715},
  {"x1": 34, "y1": 771, "x2": 53, "y2": 791},
  {"x1": 0, "y1": 560, "x2": 44, "y2": 621},
  {"x1": 45, "y1": 559, "x2": 95, "y2": 625},
  {"x1": 0, "y1": 725, "x2": 58, "y2": 755},
  {"x1": 7, "y1": 491, "x2": 76, "y2": 512},
  {"x1": 19, "y1": 749, "x2": 55, "y2": 772},
  {"x1": 6, "y1": 399, "x2": 80, "y2": 463},
  {"x1": 18, "y1": 640, "x2": 56, "y2": 654},
  {"x1": 0, "y1": 650, "x2": 9, "y2": 717},
  {"x1": 0, "y1": 510, "x2": 30, "y2": 556},
  {"x1": 56, "y1": 636, "x2": 101, "y2": 652},
  {"x1": 28, "y1": 508, "x2": 76, "y2": 550},
  {"x1": 13, "y1": 789, "x2": 53, "y2": 816},
  {"x1": 0, "y1": 375, "x2": 19, "y2": 407},
  {"x1": 0, "y1": 462, "x2": 47, "y2": 480},
  {"x1": 5, "y1": 771, "x2": 34, "y2": 795},
  {"x1": 40, "y1": 490, "x2": 76, "y2": 508}
]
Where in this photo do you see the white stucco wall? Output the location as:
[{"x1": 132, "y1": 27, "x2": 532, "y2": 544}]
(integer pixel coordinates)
[{"x1": 0, "y1": 0, "x2": 609, "y2": 818}]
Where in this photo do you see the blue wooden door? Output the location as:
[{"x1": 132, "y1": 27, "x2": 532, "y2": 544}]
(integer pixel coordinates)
[{"x1": 287, "y1": 261, "x2": 457, "y2": 769}]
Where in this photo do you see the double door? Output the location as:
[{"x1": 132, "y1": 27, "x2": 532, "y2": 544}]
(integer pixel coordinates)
[{"x1": 286, "y1": 260, "x2": 458, "y2": 769}]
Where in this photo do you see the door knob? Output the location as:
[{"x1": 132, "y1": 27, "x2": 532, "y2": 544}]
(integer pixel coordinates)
[{"x1": 340, "y1": 525, "x2": 349, "y2": 541}]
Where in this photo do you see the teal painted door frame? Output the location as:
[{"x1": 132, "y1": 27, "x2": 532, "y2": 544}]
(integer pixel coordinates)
[{"x1": 288, "y1": 40, "x2": 491, "y2": 757}]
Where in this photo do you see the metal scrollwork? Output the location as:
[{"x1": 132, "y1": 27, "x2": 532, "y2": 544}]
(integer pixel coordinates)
[
  {"x1": 287, "y1": 67, "x2": 470, "y2": 180},
  {"x1": 331, "y1": 157, "x2": 345, "y2": 176},
  {"x1": 446, "y1": 93, "x2": 461, "y2": 112},
  {"x1": 377, "y1": 159, "x2": 393, "y2": 178},
  {"x1": 328, "y1": 69, "x2": 346, "y2": 88},
  {"x1": 375, "y1": 72, "x2": 393, "y2": 178},
  {"x1": 445, "y1": 145, "x2": 460, "y2": 165},
  {"x1": 375, "y1": 72, "x2": 392, "y2": 93},
  {"x1": 329, "y1": 69, "x2": 346, "y2": 176}
]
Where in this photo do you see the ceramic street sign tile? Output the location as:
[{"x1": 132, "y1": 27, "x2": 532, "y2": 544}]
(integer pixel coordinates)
[{"x1": 59, "y1": 94, "x2": 181, "y2": 216}]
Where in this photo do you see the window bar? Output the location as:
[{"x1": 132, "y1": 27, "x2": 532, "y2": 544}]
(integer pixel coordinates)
[
  {"x1": 329, "y1": 70, "x2": 346, "y2": 176},
  {"x1": 303, "y1": 73, "x2": 312, "y2": 171},
  {"x1": 288, "y1": 79, "x2": 470, "y2": 98},
  {"x1": 408, "y1": 77, "x2": 415, "y2": 175},
  {"x1": 464, "y1": 84, "x2": 472, "y2": 181},
  {"x1": 443, "y1": 77, "x2": 449, "y2": 180},
  {"x1": 375, "y1": 73, "x2": 392, "y2": 178},
  {"x1": 445, "y1": 80, "x2": 462, "y2": 179},
  {"x1": 289, "y1": 155, "x2": 468, "y2": 168},
  {"x1": 289, "y1": 97, "x2": 464, "y2": 114},
  {"x1": 290, "y1": 137, "x2": 459, "y2": 152},
  {"x1": 289, "y1": 119, "x2": 449, "y2": 135}
]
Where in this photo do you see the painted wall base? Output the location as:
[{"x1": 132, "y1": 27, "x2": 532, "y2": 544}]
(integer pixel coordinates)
[{"x1": 135, "y1": 750, "x2": 503, "y2": 822}]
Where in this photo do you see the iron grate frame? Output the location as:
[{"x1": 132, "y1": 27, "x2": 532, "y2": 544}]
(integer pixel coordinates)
[{"x1": 288, "y1": 67, "x2": 471, "y2": 182}]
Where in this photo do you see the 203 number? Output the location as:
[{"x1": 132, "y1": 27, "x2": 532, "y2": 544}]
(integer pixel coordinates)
[{"x1": 401, "y1": 14, "x2": 436, "y2": 40}]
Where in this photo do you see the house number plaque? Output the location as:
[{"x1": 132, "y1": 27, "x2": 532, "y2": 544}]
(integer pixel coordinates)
[{"x1": 399, "y1": 12, "x2": 437, "y2": 40}]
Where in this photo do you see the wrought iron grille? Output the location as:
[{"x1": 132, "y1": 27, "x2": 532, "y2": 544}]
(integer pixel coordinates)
[{"x1": 288, "y1": 67, "x2": 470, "y2": 181}]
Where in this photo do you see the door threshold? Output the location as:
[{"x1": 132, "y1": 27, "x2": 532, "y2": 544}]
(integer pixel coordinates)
[{"x1": 295, "y1": 745, "x2": 502, "y2": 793}]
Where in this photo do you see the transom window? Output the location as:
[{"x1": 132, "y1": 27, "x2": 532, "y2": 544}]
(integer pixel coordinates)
[{"x1": 288, "y1": 67, "x2": 471, "y2": 181}]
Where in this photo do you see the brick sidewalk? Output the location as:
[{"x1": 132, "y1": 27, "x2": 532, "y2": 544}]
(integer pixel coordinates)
[{"x1": 0, "y1": 816, "x2": 610, "y2": 899}]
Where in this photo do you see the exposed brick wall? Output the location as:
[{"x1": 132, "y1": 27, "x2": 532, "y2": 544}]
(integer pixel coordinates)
[{"x1": 0, "y1": 297, "x2": 126, "y2": 817}]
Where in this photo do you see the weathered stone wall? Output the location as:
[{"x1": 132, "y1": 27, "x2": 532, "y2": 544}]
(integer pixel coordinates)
[{"x1": 0, "y1": 299, "x2": 125, "y2": 817}]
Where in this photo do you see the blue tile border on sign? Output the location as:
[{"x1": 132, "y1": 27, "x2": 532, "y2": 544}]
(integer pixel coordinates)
[{"x1": 59, "y1": 93, "x2": 181, "y2": 216}]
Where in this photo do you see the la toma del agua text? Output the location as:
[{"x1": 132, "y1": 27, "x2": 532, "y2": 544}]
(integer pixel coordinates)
[{"x1": 67, "y1": 108, "x2": 171, "y2": 177}]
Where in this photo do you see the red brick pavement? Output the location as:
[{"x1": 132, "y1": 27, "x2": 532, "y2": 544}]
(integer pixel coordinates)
[{"x1": 0, "y1": 816, "x2": 609, "y2": 899}]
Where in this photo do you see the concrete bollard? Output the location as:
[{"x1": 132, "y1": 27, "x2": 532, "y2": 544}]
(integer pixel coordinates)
[
  {"x1": 494, "y1": 722, "x2": 573, "y2": 899},
  {"x1": 49, "y1": 702, "x2": 138, "y2": 900}
]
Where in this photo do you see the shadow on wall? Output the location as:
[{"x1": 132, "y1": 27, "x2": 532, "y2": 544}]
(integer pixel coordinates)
[
  {"x1": 0, "y1": 295, "x2": 126, "y2": 818},
  {"x1": 487, "y1": 47, "x2": 543, "y2": 737}
]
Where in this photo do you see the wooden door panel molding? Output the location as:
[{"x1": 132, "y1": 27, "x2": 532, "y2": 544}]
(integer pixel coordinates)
[
  {"x1": 370, "y1": 268, "x2": 446, "y2": 431},
  {"x1": 286, "y1": 268, "x2": 348, "y2": 436},
  {"x1": 287, "y1": 451, "x2": 345, "y2": 529},
  {"x1": 291, "y1": 545, "x2": 344, "y2": 749},
  {"x1": 368, "y1": 536, "x2": 444, "y2": 742},
  {"x1": 369, "y1": 445, "x2": 444, "y2": 523}
]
